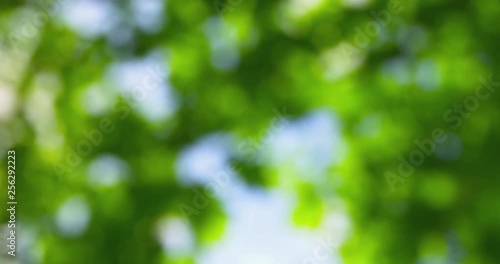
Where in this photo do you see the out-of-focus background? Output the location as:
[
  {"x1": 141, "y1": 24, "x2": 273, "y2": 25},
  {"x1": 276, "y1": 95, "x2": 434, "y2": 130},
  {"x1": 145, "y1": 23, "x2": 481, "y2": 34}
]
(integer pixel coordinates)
[{"x1": 1, "y1": 0, "x2": 500, "y2": 263}]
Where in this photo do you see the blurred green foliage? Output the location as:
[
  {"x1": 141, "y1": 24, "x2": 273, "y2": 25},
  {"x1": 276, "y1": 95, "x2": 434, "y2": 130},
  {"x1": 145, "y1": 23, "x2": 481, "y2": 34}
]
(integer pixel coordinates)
[{"x1": 1, "y1": 0, "x2": 500, "y2": 263}]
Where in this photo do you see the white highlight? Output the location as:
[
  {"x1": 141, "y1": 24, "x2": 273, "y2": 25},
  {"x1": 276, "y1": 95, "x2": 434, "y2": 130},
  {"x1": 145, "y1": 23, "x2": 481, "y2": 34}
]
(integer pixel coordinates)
[
  {"x1": 55, "y1": 196, "x2": 91, "y2": 237},
  {"x1": 107, "y1": 51, "x2": 178, "y2": 123},
  {"x1": 176, "y1": 133, "x2": 233, "y2": 186},
  {"x1": 156, "y1": 217, "x2": 194, "y2": 258},
  {"x1": 131, "y1": 0, "x2": 165, "y2": 33},
  {"x1": 61, "y1": 0, "x2": 119, "y2": 38},
  {"x1": 0, "y1": 85, "x2": 16, "y2": 121},
  {"x1": 87, "y1": 154, "x2": 130, "y2": 187}
]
